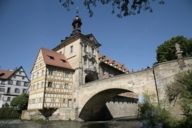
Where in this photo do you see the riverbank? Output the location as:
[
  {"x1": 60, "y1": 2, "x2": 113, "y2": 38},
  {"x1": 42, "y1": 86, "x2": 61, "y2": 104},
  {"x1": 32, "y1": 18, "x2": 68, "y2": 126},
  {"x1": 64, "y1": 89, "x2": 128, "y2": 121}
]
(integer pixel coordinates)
[{"x1": 0, "y1": 120, "x2": 142, "y2": 128}]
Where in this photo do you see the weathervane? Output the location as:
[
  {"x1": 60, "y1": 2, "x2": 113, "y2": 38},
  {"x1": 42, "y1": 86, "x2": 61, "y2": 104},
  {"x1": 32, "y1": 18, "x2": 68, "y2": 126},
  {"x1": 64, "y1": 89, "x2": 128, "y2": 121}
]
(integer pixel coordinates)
[{"x1": 76, "y1": 7, "x2": 79, "y2": 15}]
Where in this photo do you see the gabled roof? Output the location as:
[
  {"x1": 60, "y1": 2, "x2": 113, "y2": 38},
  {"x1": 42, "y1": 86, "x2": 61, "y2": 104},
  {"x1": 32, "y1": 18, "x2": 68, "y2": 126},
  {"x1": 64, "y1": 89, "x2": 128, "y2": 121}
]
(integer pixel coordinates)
[
  {"x1": 41, "y1": 48, "x2": 74, "y2": 70},
  {"x1": 99, "y1": 54, "x2": 129, "y2": 73},
  {"x1": 53, "y1": 33, "x2": 101, "y2": 51},
  {"x1": 0, "y1": 66, "x2": 30, "y2": 81},
  {"x1": 0, "y1": 70, "x2": 14, "y2": 80},
  {"x1": 84, "y1": 33, "x2": 101, "y2": 47}
]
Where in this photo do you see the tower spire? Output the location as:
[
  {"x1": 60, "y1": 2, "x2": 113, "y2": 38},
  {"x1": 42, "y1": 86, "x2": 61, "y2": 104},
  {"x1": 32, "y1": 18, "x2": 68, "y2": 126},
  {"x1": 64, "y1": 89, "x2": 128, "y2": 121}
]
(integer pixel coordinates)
[{"x1": 71, "y1": 14, "x2": 82, "y2": 35}]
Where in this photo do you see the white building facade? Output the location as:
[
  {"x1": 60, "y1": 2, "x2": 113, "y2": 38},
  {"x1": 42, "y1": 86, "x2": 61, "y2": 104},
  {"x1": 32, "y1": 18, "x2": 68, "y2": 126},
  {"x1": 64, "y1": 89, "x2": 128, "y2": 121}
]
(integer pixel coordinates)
[{"x1": 0, "y1": 66, "x2": 30, "y2": 108}]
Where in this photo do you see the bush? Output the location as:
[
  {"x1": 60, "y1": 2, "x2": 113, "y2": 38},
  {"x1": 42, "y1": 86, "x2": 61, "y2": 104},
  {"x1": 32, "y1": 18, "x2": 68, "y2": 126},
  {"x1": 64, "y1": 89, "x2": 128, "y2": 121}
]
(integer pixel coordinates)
[
  {"x1": 139, "y1": 94, "x2": 177, "y2": 128},
  {"x1": 11, "y1": 93, "x2": 28, "y2": 113},
  {"x1": 0, "y1": 107, "x2": 20, "y2": 119}
]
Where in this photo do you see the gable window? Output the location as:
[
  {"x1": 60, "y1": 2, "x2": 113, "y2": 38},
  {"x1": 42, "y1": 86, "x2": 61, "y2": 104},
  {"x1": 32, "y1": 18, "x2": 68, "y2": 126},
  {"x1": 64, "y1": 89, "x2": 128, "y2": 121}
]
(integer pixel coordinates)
[
  {"x1": 8, "y1": 80, "x2": 13, "y2": 85},
  {"x1": 1, "y1": 81, "x2": 5, "y2": 85},
  {"x1": 70, "y1": 45, "x2": 73, "y2": 53},
  {"x1": 16, "y1": 81, "x2": 21, "y2": 86}
]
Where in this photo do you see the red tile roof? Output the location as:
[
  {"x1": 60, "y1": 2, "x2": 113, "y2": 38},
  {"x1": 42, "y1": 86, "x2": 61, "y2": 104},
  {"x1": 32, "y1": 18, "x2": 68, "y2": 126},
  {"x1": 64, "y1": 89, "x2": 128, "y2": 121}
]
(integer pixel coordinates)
[
  {"x1": 41, "y1": 48, "x2": 74, "y2": 70},
  {"x1": 99, "y1": 54, "x2": 129, "y2": 73},
  {"x1": 0, "y1": 70, "x2": 14, "y2": 80}
]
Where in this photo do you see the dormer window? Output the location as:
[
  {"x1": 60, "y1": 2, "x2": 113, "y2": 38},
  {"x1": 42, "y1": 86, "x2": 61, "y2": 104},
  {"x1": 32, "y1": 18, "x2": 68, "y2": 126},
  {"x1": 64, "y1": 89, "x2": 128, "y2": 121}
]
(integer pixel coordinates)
[
  {"x1": 61, "y1": 59, "x2": 66, "y2": 63},
  {"x1": 48, "y1": 55, "x2": 54, "y2": 60},
  {"x1": 0, "y1": 73, "x2": 5, "y2": 77}
]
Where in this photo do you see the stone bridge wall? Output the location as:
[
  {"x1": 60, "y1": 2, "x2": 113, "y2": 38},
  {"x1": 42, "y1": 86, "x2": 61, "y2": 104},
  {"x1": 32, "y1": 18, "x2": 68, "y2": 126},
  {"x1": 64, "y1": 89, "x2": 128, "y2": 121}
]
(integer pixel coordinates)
[{"x1": 77, "y1": 57, "x2": 192, "y2": 119}]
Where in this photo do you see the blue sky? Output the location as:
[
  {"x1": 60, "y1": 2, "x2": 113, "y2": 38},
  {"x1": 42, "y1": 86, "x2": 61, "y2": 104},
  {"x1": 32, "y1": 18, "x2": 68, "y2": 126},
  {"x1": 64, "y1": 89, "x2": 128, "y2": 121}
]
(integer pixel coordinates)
[{"x1": 0, "y1": 0, "x2": 192, "y2": 76}]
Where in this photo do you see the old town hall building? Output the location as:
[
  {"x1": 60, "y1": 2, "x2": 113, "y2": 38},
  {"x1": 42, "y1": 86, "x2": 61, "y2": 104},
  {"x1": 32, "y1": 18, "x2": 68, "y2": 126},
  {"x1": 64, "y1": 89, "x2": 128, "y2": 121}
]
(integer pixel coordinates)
[{"x1": 27, "y1": 16, "x2": 129, "y2": 118}]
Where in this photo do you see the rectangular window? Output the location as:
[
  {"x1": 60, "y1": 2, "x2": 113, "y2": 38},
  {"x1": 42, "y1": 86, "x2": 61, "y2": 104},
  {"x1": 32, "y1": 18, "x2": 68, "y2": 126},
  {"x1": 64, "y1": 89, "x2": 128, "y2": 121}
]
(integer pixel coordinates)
[
  {"x1": 0, "y1": 88, "x2": 5, "y2": 92},
  {"x1": 84, "y1": 58, "x2": 87, "y2": 65},
  {"x1": 16, "y1": 81, "x2": 21, "y2": 86},
  {"x1": 84, "y1": 45, "x2": 87, "y2": 52},
  {"x1": 92, "y1": 47, "x2": 94, "y2": 54},
  {"x1": 15, "y1": 88, "x2": 20, "y2": 93},
  {"x1": 1, "y1": 81, "x2": 5, "y2": 85},
  {"x1": 24, "y1": 82, "x2": 28, "y2": 87},
  {"x1": 7, "y1": 87, "x2": 11, "y2": 94},
  {"x1": 48, "y1": 82, "x2": 52, "y2": 88},
  {"x1": 70, "y1": 45, "x2": 73, "y2": 53},
  {"x1": 65, "y1": 72, "x2": 69, "y2": 78},
  {"x1": 68, "y1": 99, "x2": 72, "y2": 107},
  {"x1": 41, "y1": 82, "x2": 44, "y2": 88},
  {"x1": 41, "y1": 70, "x2": 44, "y2": 76},
  {"x1": 8, "y1": 80, "x2": 13, "y2": 85},
  {"x1": 7, "y1": 97, "x2": 11, "y2": 101},
  {"x1": 64, "y1": 83, "x2": 68, "y2": 89},
  {"x1": 23, "y1": 89, "x2": 27, "y2": 93},
  {"x1": 48, "y1": 69, "x2": 53, "y2": 75}
]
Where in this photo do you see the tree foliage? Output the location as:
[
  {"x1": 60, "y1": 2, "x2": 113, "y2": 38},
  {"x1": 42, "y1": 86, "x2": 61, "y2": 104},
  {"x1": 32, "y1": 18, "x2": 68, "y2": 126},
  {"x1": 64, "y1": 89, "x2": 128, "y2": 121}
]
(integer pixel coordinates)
[
  {"x1": 10, "y1": 93, "x2": 29, "y2": 113},
  {"x1": 167, "y1": 71, "x2": 192, "y2": 118},
  {"x1": 59, "y1": 0, "x2": 165, "y2": 17},
  {"x1": 139, "y1": 94, "x2": 177, "y2": 128},
  {"x1": 167, "y1": 71, "x2": 192, "y2": 127},
  {"x1": 156, "y1": 36, "x2": 192, "y2": 63}
]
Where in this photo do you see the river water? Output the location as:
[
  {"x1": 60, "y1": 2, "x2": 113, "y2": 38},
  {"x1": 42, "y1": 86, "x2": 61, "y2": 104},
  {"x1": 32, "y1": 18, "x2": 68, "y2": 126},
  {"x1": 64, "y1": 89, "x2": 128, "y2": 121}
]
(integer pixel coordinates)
[{"x1": 0, "y1": 120, "x2": 142, "y2": 128}]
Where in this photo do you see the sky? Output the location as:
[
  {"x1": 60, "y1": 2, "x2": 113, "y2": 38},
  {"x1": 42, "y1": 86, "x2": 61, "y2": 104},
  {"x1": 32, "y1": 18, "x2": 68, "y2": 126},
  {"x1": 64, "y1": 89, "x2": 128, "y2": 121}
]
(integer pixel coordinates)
[{"x1": 0, "y1": 0, "x2": 192, "y2": 77}]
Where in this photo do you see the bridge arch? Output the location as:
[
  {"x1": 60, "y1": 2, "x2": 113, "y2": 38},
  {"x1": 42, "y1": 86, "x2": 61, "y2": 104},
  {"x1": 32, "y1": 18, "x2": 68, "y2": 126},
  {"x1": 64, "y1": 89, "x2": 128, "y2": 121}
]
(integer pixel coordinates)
[{"x1": 78, "y1": 82, "x2": 138, "y2": 121}]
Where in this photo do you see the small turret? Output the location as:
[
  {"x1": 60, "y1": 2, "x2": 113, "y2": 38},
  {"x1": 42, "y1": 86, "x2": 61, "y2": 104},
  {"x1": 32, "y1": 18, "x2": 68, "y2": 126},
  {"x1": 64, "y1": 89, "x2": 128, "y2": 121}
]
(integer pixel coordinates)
[{"x1": 71, "y1": 15, "x2": 82, "y2": 35}]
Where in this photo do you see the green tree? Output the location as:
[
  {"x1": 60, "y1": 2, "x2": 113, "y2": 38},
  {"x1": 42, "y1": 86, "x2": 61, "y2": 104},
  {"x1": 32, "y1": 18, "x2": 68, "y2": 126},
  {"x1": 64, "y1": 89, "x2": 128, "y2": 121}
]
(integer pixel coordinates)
[
  {"x1": 59, "y1": 0, "x2": 164, "y2": 17},
  {"x1": 10, "y1": 93, "x2": 29, "y2": 113},
  {"x1": 167, "y1": 71, "x2": 192, "y2": 128},
  {"x1": 156, "y1": 36, "x2": 192, "y2": 63},
  {"x1": 139, "y1": 94, "x2": 177, "y2": 128}
]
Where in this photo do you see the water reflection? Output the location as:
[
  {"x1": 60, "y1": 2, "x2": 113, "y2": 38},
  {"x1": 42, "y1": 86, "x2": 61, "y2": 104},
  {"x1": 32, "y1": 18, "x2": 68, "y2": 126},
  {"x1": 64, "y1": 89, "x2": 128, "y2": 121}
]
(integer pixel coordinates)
[{"x1": 0, "y1": 120, "x2": 142, "y2": 128}]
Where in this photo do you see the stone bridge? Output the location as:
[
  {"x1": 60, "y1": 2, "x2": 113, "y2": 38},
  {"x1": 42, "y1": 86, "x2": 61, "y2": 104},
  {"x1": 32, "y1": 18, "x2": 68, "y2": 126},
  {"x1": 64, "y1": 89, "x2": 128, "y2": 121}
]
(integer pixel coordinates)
[
  {"x1": 77, "y1": 57, "x2": 192, "y2": 120},
  {"x1": 21, "y1": 58, "x2": 192, "y2": 121}
]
